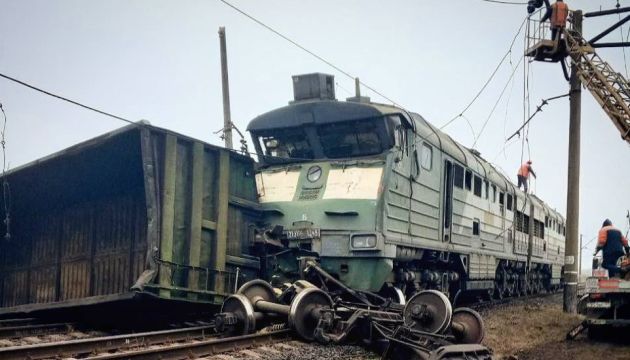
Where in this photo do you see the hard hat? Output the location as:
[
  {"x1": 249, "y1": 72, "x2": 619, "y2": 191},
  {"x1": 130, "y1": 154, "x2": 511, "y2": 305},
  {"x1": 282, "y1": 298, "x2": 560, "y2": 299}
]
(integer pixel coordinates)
[{"x1": 603, "y1": 219, "x2": 613, "y2": 227}]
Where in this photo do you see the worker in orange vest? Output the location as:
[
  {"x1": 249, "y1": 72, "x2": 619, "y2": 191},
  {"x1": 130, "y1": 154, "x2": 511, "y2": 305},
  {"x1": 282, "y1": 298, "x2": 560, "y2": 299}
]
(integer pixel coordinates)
[
  {"x1": 541, "y1": 0, "x2": 569, "y2": 41},
  {"x1": 594, "y1": 219, "x2": 630, "y2": 278},
  {"x1": 517, "y1": 160, "x2": 536, "y2": 193}
]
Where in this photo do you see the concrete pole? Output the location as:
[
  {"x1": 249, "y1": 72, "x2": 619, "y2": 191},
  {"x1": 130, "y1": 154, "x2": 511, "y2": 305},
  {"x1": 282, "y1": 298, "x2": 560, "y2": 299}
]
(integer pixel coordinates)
[
  {"x1": 563, "y1": 10, "x2": 583, "y2": 314},
  {"x1": 355, "y1": 77, "x2": 361, "y2": 97},
  {"x1": 218, "y1": 27, "x2": 233, "y2": 150},
  {"x1": 579, "y1": 234, "x2": 583, "y2": 283}
]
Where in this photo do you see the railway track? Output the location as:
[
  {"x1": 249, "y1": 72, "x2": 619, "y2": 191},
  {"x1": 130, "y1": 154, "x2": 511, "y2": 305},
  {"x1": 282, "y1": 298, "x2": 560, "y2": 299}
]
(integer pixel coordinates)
[
  {"x1": 0, "y1": 322, "x2": 76, "y2": 339},
  {"x1": 0, "y1": 324, "x2": 216, "y2": 360},
  {"x1": 0, "y1": 324, "x2": 290, "y2": 360},
  {"x1": 468, "y1": 283, "x2": 585, "y2": 310},
  {"x1": 0, "y1": 318, "x2": 39, "y2": 327},
  {"x1": 83, "y1": 329, "x2": 291, "y2": 360}
]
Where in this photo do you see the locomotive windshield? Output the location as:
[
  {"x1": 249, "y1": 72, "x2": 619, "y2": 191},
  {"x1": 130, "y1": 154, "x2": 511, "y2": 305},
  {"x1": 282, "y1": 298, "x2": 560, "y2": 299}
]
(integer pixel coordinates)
[
  {"x1": 253, "y1": 116, "x2": 397, "y2": 165},
  {"x1": 318, "y1": 119, "x2": 383, "y2": 158},
  {"x1": 259, "y1": 128, "x2": 314, "y2": 160}
]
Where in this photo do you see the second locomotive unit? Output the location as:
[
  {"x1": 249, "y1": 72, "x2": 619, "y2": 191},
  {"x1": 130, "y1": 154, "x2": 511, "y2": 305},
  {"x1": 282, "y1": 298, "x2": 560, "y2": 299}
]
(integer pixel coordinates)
[{"x1": 249, "y1": 73, "x2": 566, "y2": 302}]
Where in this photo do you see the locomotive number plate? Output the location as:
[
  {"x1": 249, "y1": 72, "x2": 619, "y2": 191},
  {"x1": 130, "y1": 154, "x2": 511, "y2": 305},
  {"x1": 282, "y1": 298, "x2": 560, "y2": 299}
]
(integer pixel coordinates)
[{"x1": 284, "y1": 228, "x2": 320, "y2": 240}]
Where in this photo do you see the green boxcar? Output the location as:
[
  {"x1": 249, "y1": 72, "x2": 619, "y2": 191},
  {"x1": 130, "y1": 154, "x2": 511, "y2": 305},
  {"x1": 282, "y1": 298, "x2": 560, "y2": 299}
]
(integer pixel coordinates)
[{"x1": 0, "y1": 123, "x2": 260, "y2": 315}]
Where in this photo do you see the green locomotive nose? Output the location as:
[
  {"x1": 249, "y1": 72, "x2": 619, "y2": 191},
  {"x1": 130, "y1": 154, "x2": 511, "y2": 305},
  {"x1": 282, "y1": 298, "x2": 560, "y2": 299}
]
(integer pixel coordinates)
[{"x1": 256, "y1": 160, "x2": 393, "y2": 292}]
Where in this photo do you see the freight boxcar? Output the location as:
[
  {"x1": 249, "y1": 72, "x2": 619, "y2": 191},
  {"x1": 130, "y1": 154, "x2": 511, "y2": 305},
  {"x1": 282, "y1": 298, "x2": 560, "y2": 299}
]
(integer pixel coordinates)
[{"x1": 0, "y1": 122, "x2": 261, "y2": 315}]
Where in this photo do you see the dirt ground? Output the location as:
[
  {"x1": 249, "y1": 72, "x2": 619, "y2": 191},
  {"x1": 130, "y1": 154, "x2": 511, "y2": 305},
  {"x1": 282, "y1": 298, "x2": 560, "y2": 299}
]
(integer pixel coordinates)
[{"x1": 481, "y1": 293, "x2": 630, "y2": 360}]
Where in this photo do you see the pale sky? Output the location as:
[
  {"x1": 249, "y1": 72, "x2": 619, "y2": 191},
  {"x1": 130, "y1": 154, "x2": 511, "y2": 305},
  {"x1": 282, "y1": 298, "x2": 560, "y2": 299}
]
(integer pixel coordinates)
[{"x1": 1, "y1": 0, "x2": 629, "y2": 269}]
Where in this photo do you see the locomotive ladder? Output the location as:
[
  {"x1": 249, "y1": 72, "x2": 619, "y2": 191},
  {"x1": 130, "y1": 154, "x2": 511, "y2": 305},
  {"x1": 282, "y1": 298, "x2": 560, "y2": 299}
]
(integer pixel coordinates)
[{"x1": 563, "y1": 28, "x2": 630, "y2": 144}]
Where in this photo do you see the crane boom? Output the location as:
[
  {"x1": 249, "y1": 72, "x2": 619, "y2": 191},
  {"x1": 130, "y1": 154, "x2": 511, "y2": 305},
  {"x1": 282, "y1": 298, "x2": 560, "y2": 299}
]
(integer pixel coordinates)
[{"x1": 564, "y1": 28, "x2": 630, "y2": 144}]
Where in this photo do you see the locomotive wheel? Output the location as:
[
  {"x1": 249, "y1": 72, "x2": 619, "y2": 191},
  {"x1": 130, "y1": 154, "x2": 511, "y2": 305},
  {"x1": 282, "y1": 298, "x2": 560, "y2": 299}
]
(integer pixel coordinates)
[
  {"x1": 288, "y1": 287, "x2": 333, "y2": 341},
  {"x1": 452, "y1": 307, "x2": 485, "y2": 344},
  {"x1": 494, "y1": 284, "x2": 504, "y2": 300},
  {"x1": 403, "y1": 290, "x2": 452, "y2": 334},
  {"x1": 380, "y1": 285, "x2": 406, "y2": 305},
  {"x1": 237, "y1": 280, "x2": 277, "y2": 305},
  {"x1": 220, "y1": 294, "x2": 256, "y2": 335},
  {"x1": 505, "y1": 282, "x2": 515, "y2": 297}
]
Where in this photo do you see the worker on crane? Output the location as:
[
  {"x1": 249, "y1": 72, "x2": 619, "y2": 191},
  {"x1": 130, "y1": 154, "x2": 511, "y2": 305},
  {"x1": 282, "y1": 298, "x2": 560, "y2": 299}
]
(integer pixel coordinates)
[
  {"x1": 594, "y1": 219, "x2": 630, "y2": 278},
  {"x1": 517, "y1": 160, "x2": 536, "y2": 193},
  {"x1": 541, "y1": 0, "x2": 570, "y2": 42}
]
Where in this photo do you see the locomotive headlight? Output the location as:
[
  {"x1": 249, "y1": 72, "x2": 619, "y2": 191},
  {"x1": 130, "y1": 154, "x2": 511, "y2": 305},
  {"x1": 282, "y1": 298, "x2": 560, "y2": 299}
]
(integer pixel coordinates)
[
  {"x1": 307, "y1": 166, "x2": 322, "y2": 182},
  {"x1": 351, "y1": 234, "x2": 377, "y2": 248}
]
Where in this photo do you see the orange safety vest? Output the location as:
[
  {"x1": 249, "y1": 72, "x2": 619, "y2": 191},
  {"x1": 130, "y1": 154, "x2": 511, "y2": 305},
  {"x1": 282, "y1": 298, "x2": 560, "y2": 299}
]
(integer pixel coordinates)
[
  {"x1": 517, "y1": 163, "x2": 530, "y2": 178},
  {"x1": 551, "y1": 2, "x2": 569, "y2": 28}
]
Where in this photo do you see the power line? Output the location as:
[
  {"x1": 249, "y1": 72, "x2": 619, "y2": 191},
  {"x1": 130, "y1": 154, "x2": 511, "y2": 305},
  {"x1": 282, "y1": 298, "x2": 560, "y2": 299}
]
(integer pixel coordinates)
[
  {"x1": 473, "y1": 0, "x2": 528, "y2": 4},
  {"x1": 440, "y1": 15, "x2": 528, "y2": 131},
  {"x1": 471, "y1": 55, "x2": 525, "y2": 148},
  {"x1": 581, "y1": 235, "x2": 597, "y2": 250},
  {"x1": 0, "y1": 73, "x2": 135, "y2": 125},
  {"x1": 217, "y1": 0, "x2": 402, "y2": 107}
]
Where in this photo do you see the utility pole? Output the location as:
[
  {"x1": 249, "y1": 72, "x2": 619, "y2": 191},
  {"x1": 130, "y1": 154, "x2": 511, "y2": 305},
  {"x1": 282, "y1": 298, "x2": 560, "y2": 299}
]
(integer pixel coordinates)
[
  {"x1": 218, "y1": 27, "x2": 233, "y2": 150},
  {"x1": 579, "y1": 234, "x2": 583, "y2": 283},
  {"x1": 564, "y1": 10, "x2": 583, "y2": 314}
]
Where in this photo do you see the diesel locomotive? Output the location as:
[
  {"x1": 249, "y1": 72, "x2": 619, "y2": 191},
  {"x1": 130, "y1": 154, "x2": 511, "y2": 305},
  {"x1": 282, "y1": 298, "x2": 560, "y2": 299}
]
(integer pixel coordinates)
[{"x1": 250, "y1": 73, "x2": 566, "y2": 302}]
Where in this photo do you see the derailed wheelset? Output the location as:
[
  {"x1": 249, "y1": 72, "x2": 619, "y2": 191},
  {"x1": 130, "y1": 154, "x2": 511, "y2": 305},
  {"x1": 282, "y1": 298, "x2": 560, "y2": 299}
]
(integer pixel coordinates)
[
  {"x1": 216, "y1": 278, "x2": 494, "y2": 360},
  {"x1": 314, "y1": 290, "x2": 491, "y2": 360}
]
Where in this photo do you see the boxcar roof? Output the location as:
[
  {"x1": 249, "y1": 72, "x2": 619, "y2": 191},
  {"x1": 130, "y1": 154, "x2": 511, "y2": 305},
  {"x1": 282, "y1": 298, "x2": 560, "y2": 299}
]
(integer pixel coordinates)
[{"x1": 6, "y1": 121, "x2": 252, "y2": 177}]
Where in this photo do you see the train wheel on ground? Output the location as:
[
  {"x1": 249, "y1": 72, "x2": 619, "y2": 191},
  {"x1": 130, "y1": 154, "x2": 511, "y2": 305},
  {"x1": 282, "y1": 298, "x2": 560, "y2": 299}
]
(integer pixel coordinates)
[
  {"x1": 451, "y1": 307, "x2": 486, "y2": 344},
  {"x1": 288, "y1": 288, "x2": 334, "y2": 341},
  {"x1": 237, "y1": 279, "x2": 277, "y2": 304},
  {"x1": 404, "y1": 290, "x2": 453, "y2": 334},
  {"x1": 220, "y1": 294, "x2": 256, "y2": 335}
]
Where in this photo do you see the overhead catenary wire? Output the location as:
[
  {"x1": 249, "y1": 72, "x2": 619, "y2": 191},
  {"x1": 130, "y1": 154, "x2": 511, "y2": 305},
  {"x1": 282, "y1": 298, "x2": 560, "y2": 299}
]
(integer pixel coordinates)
[
  {"x1": 440, "y1": 15, "x2": 528, "y2": 131},
  {"x1": 471, "y1": 55, "x2": 525, "y2": 148},
  {"x1": 472, "y1": 0, "x2": 528, "y2": 4},
  {"x1": 0, "y1": 73, "x2": 136, "y2": 125},
  {"x1": 581, "y1": 235, "x2": 598, "y2": 250},
  {"x1": 217, "y1": 0, "x2": 402, "y2": 108}
]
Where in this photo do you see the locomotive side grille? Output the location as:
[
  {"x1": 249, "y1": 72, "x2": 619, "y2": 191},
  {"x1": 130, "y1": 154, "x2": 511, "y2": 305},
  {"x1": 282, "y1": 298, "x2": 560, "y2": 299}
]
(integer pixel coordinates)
[{"x1": 298, "y1": 188, "x2": 320, "y2": 200}]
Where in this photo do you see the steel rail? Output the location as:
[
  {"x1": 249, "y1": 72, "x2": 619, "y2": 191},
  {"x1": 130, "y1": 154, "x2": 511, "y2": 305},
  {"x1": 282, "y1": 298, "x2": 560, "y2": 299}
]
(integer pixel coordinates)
[
  {"x1": 0, "y1": 322, "x2": 75, "y2": 339},
  {"x1": 0, "y1": 318, "x2": 38, "y2": 327},
  {"x1": 468, "y1": 286, "x2": 583, "y2": 310},
  {"x1": 0, "y1": 325, "x2": 216, "y2": 360},
  {"x1": 81, "y1": 329, "x2": 292, "y2": 360}
]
